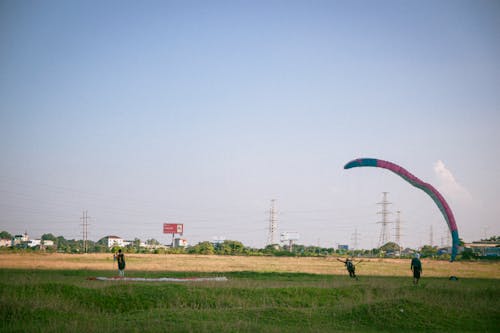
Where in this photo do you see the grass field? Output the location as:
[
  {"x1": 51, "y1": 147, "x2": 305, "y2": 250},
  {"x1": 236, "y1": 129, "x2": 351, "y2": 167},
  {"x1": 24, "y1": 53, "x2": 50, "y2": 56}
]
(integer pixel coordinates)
[{"x1": 1, "y1": 254, "x2": 499, "y2": 332}]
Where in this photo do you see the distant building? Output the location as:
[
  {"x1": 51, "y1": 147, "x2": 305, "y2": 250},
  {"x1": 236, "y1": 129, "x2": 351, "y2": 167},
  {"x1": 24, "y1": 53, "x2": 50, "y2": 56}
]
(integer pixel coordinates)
[
  {"x1": 105, "y1": 236, "x2": 126, "y2": 248},
  {"x1": 25, "y1": 239, "x2": 55, "y2": 248},
  {"x1": 12, "y1": 232, "x2": 29, "y2": 246},
  {"x1": 337, "y1": 244, "x2": 349, "y2": 251},
  {"x1": 401, "y1": 248, "x2": 415, "y2": 256},
  {"x1": 465, "y1": 241, "x2": 500, "y2": 257},
  {"x1": 174, "y1": 238, "x2": 188, "y2": 248},
  {"x1": 104, "y1": 236, "x2": 134, "y2": 248},
  {"x1": 0, "y1": 239, "x2": 12, "y2": 247},
  {"x1": 28, "y1": 239, "x2": 42, "y2": 247}
]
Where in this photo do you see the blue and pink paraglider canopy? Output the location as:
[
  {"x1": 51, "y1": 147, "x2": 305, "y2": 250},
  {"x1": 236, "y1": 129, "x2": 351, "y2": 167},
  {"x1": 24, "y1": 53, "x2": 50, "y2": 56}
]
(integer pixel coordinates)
[{"x1": 344, "y1": 158, "x2": 459, "y2": 261}]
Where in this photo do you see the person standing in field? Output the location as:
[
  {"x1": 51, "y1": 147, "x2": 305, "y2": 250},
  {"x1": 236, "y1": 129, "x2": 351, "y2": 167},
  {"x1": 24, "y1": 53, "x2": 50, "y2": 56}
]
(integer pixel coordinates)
[
  {"x1": 337, "y1": 258, "x2": 361, "y2": 280},
  {"x1": 411, "y1": 253, "x2": 422, "y2": 285},
  {"x1": 115, "y1": 249, "x2": 126, "y2": 277}
]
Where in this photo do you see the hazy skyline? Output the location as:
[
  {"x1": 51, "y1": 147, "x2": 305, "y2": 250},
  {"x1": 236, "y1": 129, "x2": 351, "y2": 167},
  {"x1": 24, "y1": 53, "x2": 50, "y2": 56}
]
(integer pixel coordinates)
[{"x1": 1, "y1": 0, "x2": 499, "y2": 249}]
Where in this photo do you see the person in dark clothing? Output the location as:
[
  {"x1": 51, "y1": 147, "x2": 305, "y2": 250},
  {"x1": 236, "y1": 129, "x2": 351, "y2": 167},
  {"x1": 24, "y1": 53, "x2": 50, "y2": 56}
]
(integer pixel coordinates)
[
  {"x1": 411, "y1": 253, "x2": 422, "y2": 284},
  {"x1": 337, "y1": 258, "x2": 361, "y2": 279},
  {"x1": 115, "y1": 249, "x2": 126, "y2": 277}
]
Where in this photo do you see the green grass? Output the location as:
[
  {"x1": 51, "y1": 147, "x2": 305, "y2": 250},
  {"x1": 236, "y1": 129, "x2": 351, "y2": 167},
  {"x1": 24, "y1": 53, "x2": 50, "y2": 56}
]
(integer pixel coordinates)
[{"x1": 1, "y1": 269, "x2": 499, "y2": 332}]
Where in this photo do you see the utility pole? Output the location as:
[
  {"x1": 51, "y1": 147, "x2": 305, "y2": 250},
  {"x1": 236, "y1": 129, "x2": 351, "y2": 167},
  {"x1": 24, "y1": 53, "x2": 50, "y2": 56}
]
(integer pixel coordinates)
[
  {"x1": 377, "y1": 192, "x2": 392, "y2": 247},
  {"x1": 267, "y1": 199, "x2": 278, "y2": 245},
  {"x1": 394, "y1": 210, "x2": 402, "y2": 255},
  {"x1": 80, "y1": 210, "x2": 90, "y2": 253}
]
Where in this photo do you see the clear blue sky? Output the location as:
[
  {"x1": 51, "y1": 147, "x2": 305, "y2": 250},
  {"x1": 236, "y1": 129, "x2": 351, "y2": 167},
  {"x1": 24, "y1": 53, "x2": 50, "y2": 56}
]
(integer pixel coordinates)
[{"x1": 1, "y1": 0, "x2": 499, "y2": 249}]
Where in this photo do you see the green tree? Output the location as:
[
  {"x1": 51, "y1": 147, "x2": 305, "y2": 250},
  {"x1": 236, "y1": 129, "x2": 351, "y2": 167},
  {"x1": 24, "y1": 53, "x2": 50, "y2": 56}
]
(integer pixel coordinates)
[
  {"x1": 0, "y1": 231, "x2": 13, "y2": 239},
  {"x1": 221, "y1": 240, "x2": 244, "y2": 255},
  {"x1": 189, "y1": 241, "x2": 215, "y2": 255},
  {"x1": 55, "y1": 236, "x2": 70, "y2": 252},
  {"x1": 460, "y1": 247, "x2": 477, "y2": 260},
  {"x1": 214, "y1": 242, "x2": 229, "y2": 255},
  {"x1": 133, "y1": 238, "x2": 141, "y2": 248},
  {"x1": 41, "y1": 233, "x2": 57, "y2": 241},
  {"x1": 92, "y1": 244, "x2": 108, "y2": 253},
  {"x1": 291, "y1": 244, "x2": 305, "y2": 255},
  {"x1": 111, "y1": 245, "x2": 121, "y2": 253},
  {"x1": 420, "y1": 245, "x2": 438, "y2": 258},
  {"x1": 96, "y1": 237, "x2": 108, "y2": 246},
  {"x1": 146, "y1": 239, "x2": 160, "y2": 246},
  {"x1": 262, "y1": 244, "x2": 281, "y2": 255},
  {"x1": 379, "y1": 242, "x2": 400, "y2": 253}
]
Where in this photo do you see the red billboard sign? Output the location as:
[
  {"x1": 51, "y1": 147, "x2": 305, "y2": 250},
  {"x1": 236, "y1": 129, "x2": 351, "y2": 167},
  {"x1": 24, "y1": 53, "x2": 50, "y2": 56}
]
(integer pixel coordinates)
[{"x1": 163, "y1": 223, "x2": 183, "y2": 234}]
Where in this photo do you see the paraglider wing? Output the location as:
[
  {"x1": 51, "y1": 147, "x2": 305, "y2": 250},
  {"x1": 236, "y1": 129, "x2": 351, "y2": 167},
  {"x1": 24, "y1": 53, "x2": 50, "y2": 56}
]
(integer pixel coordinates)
[{"x1": 344, "y1": 158, "x2": 459, "y2": 261}]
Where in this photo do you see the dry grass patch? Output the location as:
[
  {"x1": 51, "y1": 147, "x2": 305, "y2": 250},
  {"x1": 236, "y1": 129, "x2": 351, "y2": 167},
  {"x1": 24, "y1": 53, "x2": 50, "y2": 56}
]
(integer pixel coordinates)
[{"x1": 0, "y1": 253, "x2": 498, "y2": 278}]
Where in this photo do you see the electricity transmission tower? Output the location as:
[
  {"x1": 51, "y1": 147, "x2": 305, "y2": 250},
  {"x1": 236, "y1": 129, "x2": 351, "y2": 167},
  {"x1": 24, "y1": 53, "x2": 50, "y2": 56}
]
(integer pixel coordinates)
[
  {"x1": 80, "y1": 210, "x2": 90, "y2": 253},
  {"x1": 351, "y1": 228, "x2": 361, "y2": 251},
  {"x1": 267, "y1": 199, "x2": 278, "y2": 245},
  {"x1": 377, "y1": 192, "x2": 392, "y2": 247}
]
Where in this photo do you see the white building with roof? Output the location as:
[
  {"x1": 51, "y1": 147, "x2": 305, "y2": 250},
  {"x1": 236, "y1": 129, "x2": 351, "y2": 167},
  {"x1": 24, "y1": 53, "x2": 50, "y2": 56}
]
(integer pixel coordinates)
[
  {"x1": 106, "y1": 236, "x2": 125, "y2": 248},
  {"x1": 104, "y1": 236, "x2": 133, "y2": 248}
]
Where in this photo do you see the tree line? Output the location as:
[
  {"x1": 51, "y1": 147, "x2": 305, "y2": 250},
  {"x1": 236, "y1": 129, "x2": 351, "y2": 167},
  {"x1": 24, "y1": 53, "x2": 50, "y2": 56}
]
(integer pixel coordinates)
[{"x1": 2, "y1": 230, "x2": 492, "y2": 259}]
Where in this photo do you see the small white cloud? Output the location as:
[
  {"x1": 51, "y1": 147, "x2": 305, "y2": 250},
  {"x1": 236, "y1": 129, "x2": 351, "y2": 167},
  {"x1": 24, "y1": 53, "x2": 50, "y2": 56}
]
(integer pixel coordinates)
[{"x1": 433, "y1": 160, "x2": 472, "y2": 201}]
